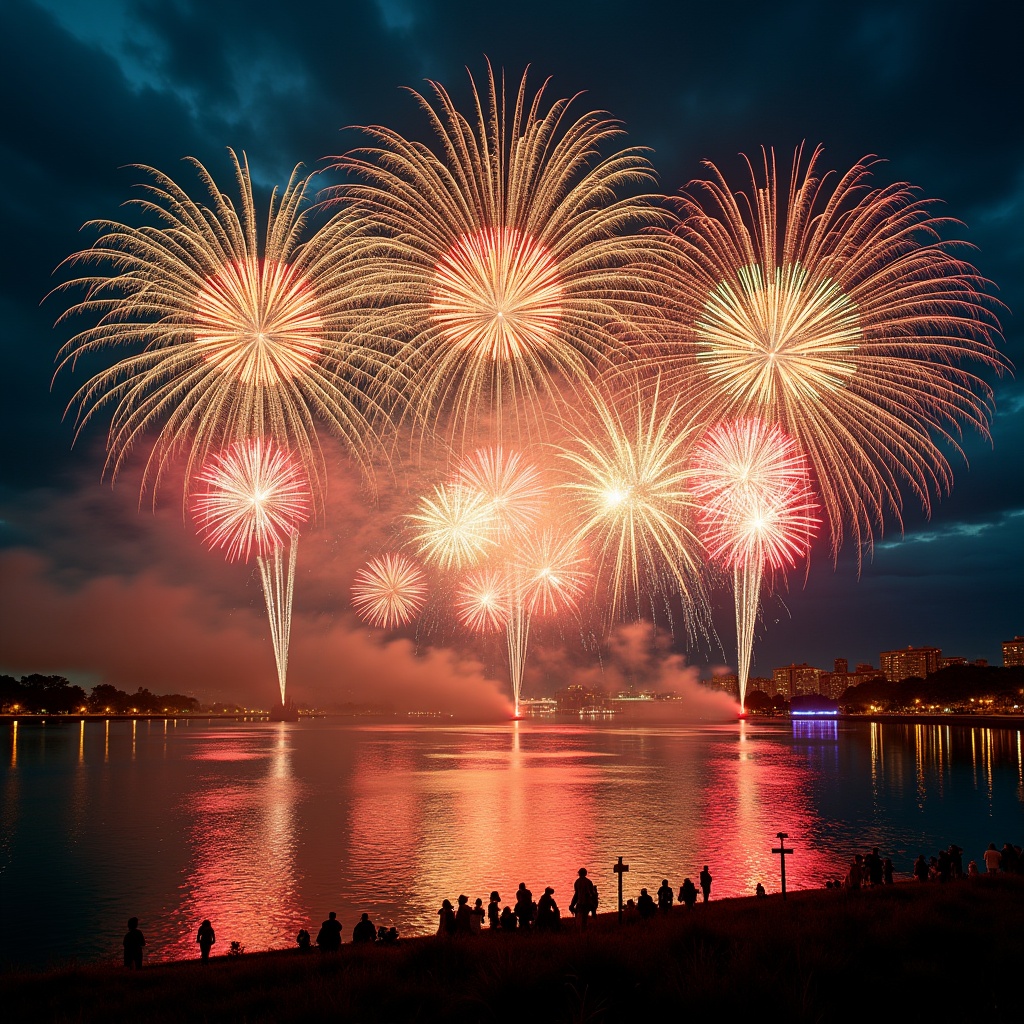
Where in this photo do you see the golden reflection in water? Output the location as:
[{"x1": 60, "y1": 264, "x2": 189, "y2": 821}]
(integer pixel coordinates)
[
  {"x1": 344, "y1": 724, "x2": 602, "y2": 931},
  {"x1": 78, "y1": 719, "x2": 85, "y2": 764},
  {"x1": 10, "y1": 720, "x2": 17, "y2": 767},
  {"x1": 171, "y1": 725, "x2": 302, "y2": 960},
  {"x1": 870, "y1": 722, "x2": 881, "y2": 804},
  {"x1": 104, "y1": 719, "x2": 109, "y2": 762}
]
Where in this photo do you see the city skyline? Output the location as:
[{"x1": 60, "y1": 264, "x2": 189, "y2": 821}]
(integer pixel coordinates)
[{"x1": 0, "y1": 1, "x2": 1021, "y2": 710}]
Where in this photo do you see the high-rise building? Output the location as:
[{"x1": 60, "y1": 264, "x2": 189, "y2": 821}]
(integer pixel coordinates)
[
  {"x1": 880, "y1": 646, "x2": 941, "y2": 682},
  {"x1": 834, "y1": 658, "x2": 848, "y2": 675},
  {"x1": 773, "y1": 663, "x2": 825, "y2": 699},
  {"x1": 1003, "y1": 636, "x2": 1024, "y2": 667}
]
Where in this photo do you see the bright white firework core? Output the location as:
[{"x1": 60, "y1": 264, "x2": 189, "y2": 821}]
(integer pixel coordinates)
[
  {"x1": 430, "y1": 226, "x2": 563, "y2": 361},
  {"x1": 194, "y1": 259, "x2": 323, "y2": 386}
]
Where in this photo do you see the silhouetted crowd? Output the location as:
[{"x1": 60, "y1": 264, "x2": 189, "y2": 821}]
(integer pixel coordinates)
[
  {"x1": 827, "y1": 840, "x2": 1024, "y2": 890},
  {"x1": 118, "y1": 840, "x2": 1024, "y2": 967}
]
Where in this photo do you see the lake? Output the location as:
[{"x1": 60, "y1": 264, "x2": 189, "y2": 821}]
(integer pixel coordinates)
[{"x1": 1, "y1": 715, "x2": 1021, "y2": 969}]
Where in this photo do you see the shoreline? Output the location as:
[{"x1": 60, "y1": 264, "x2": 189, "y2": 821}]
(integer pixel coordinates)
[{"x1": 4, "y1": 877, "x2": 1022, "y2": 1022}]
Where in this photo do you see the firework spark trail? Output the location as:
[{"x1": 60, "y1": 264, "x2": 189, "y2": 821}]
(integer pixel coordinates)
[
  {"x1": 53, "y1": 150, "x2": 394, "y2": 504},
  {"x1": 351, "y1": 553, "x2": 428, "y2": 629},
  {"x1": 192, "y1": 439, "x2": 310, "y2": 705},
  {"x1": 557, "y1": 379, "x2": 708, "y2": 630},
  {"x1": 328, "y1": 63, "x2": 676, "y2": 445},
  {"x1": 662, "y1": 144, "x2": 1007, "y2": 563},
  {"x1": 691, "y1": 418, "x2": 819, "y2": 710}
]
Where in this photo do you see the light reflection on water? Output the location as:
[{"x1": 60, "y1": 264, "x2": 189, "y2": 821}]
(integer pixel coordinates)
[{"x1": 0, "y1": 716, "x2": 1021, "y2": 969}]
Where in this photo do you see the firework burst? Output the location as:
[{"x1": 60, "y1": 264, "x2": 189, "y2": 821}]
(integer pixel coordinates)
[
  {"x1": 690, "y1": 418, "x2": 819, "y2": 710},
  {"x1": 663, "y1": 144, "x2": 1006, "y2": 560},
  {"x1": 407, "y1": 483, "x2": 497, "y2": 570},
  {"x1": 457, "y1": 446, "x2": 544, "y2": 539},
  {"x1": 329, "y1": 63, "x2": 674, "y2": 443},
  {"x1": 456, "y1": 568, "x2": 510, "y2": 632},
  {"x1": 558, "y1": 380, "x2": 706, "y2": 627},
  {"x1": 191, "y1": 439, "x2": 311, "y2": 705},
  {"x1": 53, "y1": 150, "x2": 391, "y2": 502},
  {"x1": 351, "y1": 553, "x2": 428, "y2": 629}
]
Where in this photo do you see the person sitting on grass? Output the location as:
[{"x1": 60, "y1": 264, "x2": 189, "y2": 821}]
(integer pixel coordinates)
[
  {"x1": 317, "y1": 911, "x2": 342, "y2": 951},
  {"x1": 487, "y1": 892, "x2": 501, "y2": 929},
  {"x1": 535, "y1": 887, "x2": 560, "y2": 930},
  {"x1": 499, "y1": 905, "x2": 517, "y2": 931},
  {"x1": 637, "y1": 888, "x2": 657, "y2": 920},
  {"x1": 353, "y1": 913, "x2": 376, "y2": 943}
]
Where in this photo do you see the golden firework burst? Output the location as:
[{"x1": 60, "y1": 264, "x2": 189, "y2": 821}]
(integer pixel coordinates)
[
  {"x1": 329, "y1": 63, "x2": 675, "y2": 444},
  {"x1": 663, "y1": 144, "x2": 1007, "y2": 559},
  {"x1": 53, "y1": 150, "x2": 392, "y2": 503}
]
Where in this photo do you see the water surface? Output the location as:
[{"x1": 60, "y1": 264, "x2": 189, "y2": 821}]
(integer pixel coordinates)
[{"x1": 1, "y1": 715, "x2": 1021, "y2": 969}]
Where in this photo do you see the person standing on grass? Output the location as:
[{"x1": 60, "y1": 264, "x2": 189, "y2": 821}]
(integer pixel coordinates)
[
  {"x1": 123, "y1": 917, "x2": 146, "y2": 969},
  {"x1": 570, "y1": 868, "x2": 597, "y2": 928},
  {"x1": 699, "y1": 865, "x2": 713, "y2": 902},
  {"x1": 983, "y1": 843, "x2": 1001, "y2": 872},
  {"x1": 679, "y1": 877, "x2": 698, "y2": 908},
  {"x1": 657, "y1": 879, "x2": 673, "y2": 913},
  {"x1": 437, "y1": 899, "x2": 456, "y2": 936},
  {"x1": 196, "y1": 919, "x2": 215, "y2": 960}
]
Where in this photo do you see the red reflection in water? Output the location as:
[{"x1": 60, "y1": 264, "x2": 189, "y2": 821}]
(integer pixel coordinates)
[
  {"x1": 162, "y1": 726, "x2": 302, "y2": 960},
  {"x1": 695, "y1": 720, "x2": 838, "y2": 895}
]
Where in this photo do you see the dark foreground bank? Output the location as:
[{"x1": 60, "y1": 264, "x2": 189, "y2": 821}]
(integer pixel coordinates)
[{"x1": 3, "y1": 877, "x2": 1023, "y2": 1023}]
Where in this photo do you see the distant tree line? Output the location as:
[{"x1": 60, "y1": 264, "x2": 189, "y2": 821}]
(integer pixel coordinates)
[{"x1": 0, "y1": 674, "x2": 199, "y2": 714}]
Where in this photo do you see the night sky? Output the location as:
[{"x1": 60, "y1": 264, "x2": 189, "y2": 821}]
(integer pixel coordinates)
[{"x1": 1, "y1": 0, "x2": 1020, "y2": 711}]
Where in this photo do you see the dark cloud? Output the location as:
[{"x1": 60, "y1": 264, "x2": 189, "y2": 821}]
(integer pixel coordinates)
[{"x1": 1, "y1": 0, "x2": 1021, "y2": 702}]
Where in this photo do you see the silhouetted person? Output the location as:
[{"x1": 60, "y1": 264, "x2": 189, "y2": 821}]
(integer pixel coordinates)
[
  {"x1": 678, "y1": 878, "x2": 697, "y2": 909},
  {"x1": 937, "y1": 849, "x2": 952, "y2": 883},
  {"x1": 570, "y1": 868, "x2": 597, "y2": 928},
  {"x1": 455, "y1": 895, "x2": 473, "y2": 934},
  {"x1": 866, "y1": 848, "x2": 883, "y2": 887},
  {"x1": 296, "y1": 929, "x2": 311, "y2": 951},
  {"x1": 755, "y1": 883, "x2": 766, "y2": 898},
  {"x1": 499, "y1": 905, "x2": 517, "y2": 931},
  {"x1": 983, "y1": 844, "x2": 1001, "y2": 873},
  {"x1": 317, "y1": 911, "x2": 342, "y2": 951},
  {"x1": 377, "y1": 926, "x2": 399, "y2": 944},
  {"x1": 1000, "y1": 843, "x2": 1018, "y2": 874},
  {"x1": 699, "y1": 865, "x2": 713, "y2": 902},
  {"x1": 196, "y1": 919, "x2": 215, "y2": 960},
  {"x1": 487, "y1": 891, "x2": 501, "y2": 929},
  {"x1": 470, "y1": 898, "x2": 485, "y2": 933},
  {"x1": 353, "y1": 913, "x2": 376, "y2": 943},
  {"x1": 637, "y1": 887, "x2": 657, "y2": 919},
  {"x1": 657, "y1": 879, "x2": 673, "y2": 913},
  {"x1": 437, "y1": 899, "x2": 456, "y2": 936},
  {"x1": 948, "y1": 844, "x2": 964, "y2": 879},
  {"x1": 968, "y1": 859, "x2": 979, "y2": 877},
  {"x1": 914, "y1": 854, "x2": 929, "y2": 882},
  {"x1": 846, "y1": 855, "x2": 863, "y2": 890},
  {"x1": 535, "y1": 887, "x2": 559, "y2": 930},
  {"x1": 514, "y1": 883, "x2": 534, "y2": 930},
  {"x1": 883, "y1": 858, "x2": 894, "y2": 885},
  {"x1": 123, "y1": 917, "x2": 145, "y2": 969}
]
